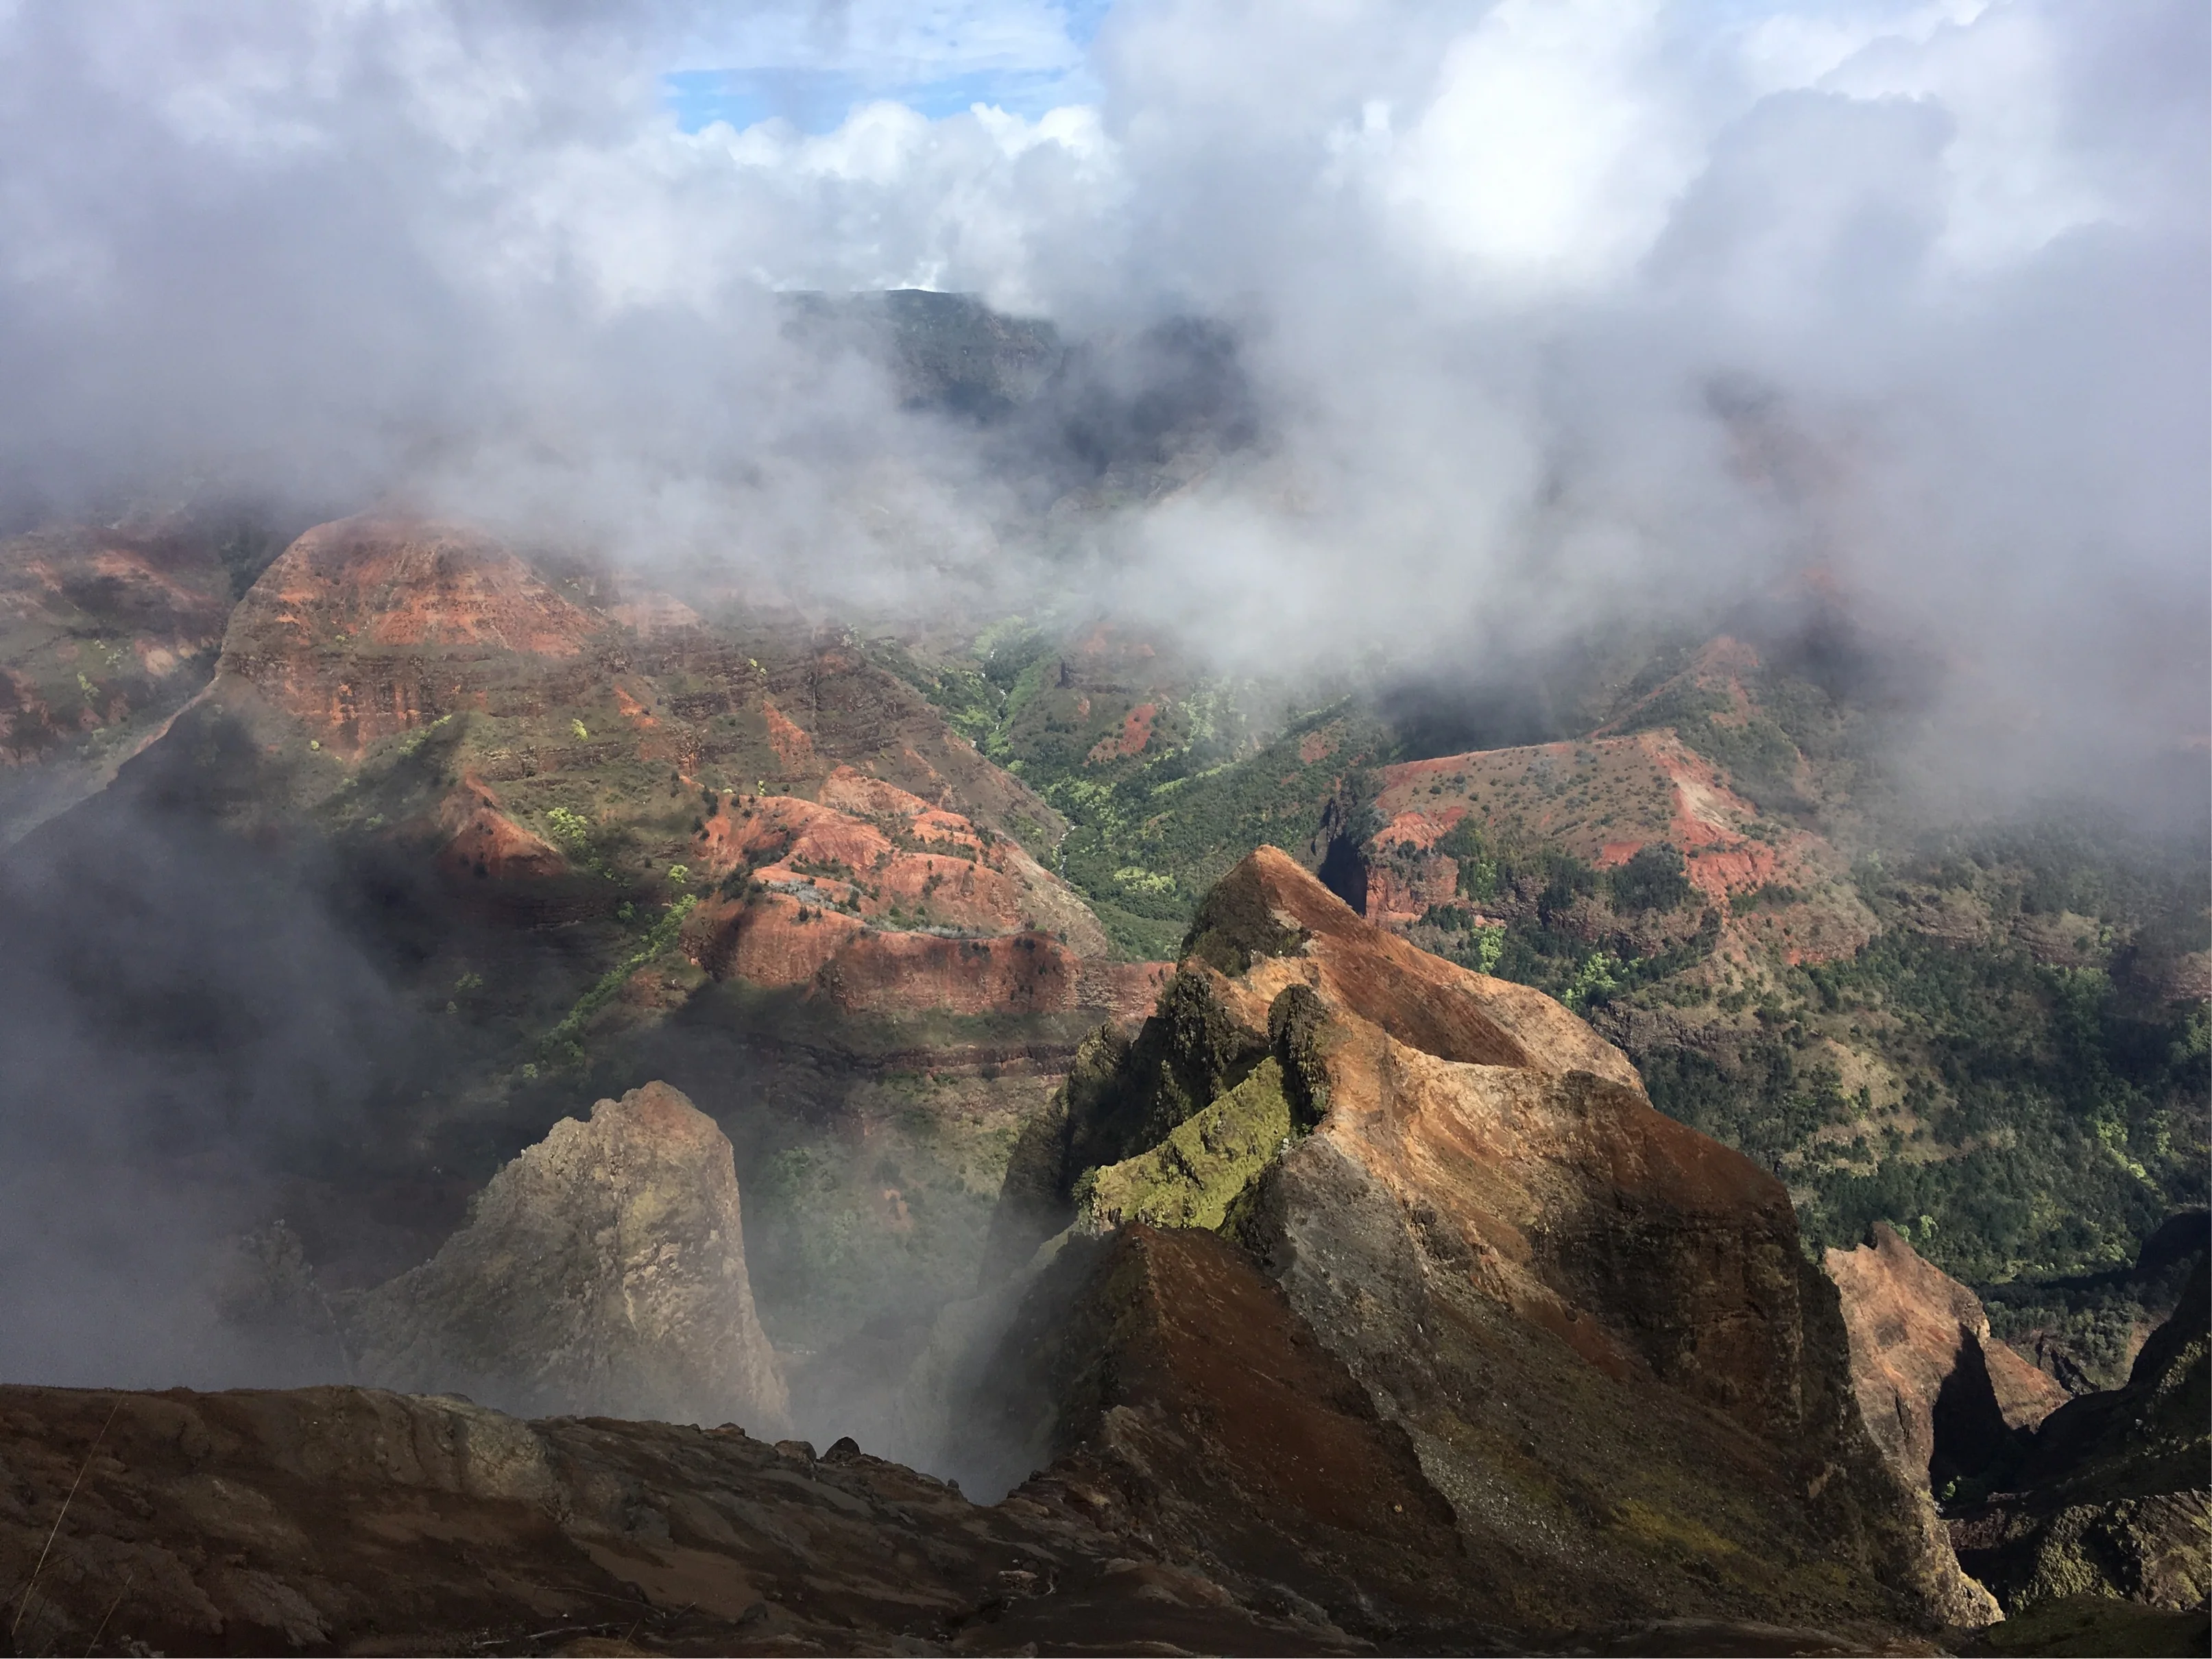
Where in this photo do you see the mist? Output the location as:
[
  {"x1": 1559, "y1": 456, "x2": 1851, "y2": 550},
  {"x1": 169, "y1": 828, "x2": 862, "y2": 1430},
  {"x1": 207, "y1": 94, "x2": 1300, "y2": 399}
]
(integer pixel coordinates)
[
  {"x1": 0, "y1": 0, "x2": 2200, "y2": 800},
  {"x1": 0, "y1": 725, "x2": 431, "y2": 1387},
  {"x1": 0, "y1": 0, "x2": 2202, "y2": 1431}
]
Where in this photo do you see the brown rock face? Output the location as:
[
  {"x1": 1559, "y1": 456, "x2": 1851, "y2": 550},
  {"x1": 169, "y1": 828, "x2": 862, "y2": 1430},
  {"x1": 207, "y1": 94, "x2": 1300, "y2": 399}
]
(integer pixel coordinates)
[
  {"x1": 699, "y1": 770, "x2": 1106, "y2": 947},
  {"x1": 974, "y1": 847, "x2": 1992, "y2": 1634},
  {"x1": 1186, "y1": 847, "x2": 1828, "y2": 1436},
  {"x1": 957, "y1": 1225, "x2": 1480, "y2": 1647},
  {"x1": 435, "y1": 773, "x2": 568, "y2": 881},
  {"x1": 1826, "y1": 1222, "x2": 2067, "y2": 1492},
  {"x1": 0, "y1": 1384, "x2": 1336, "y2": 1658},
  {"x1": 217, "y1": 515, "x2": 594, "y2": 748},
  {"x1": 350, "y1": 1082, "x2": 789, "y2": 1436}
]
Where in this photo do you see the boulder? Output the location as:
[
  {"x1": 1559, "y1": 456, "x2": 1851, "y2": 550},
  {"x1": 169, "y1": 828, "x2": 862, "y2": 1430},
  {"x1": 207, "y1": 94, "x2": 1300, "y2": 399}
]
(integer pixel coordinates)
[{"x1": 350, "y1": 1081, "x2": 789, "y2": 1435}]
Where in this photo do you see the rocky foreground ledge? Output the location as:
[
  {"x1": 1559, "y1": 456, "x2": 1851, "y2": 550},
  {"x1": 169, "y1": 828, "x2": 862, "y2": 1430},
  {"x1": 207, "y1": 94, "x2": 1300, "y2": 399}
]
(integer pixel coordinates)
[
  {"x1": 0, "y1": 1380, "x2": 1343, "y2": 1657},
  {"x1": 1, "y1": 1381, "x2": 2204, "y2": 1658},
  {"x1": 0, "y1": 1380, "x2": 1964, "y2": 1658}
]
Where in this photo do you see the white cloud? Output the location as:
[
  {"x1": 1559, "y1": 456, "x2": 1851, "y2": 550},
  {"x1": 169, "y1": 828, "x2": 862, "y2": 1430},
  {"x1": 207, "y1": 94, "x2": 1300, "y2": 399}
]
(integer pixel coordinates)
[
  {"x1": 1382, "y1": 0, "x2": 1694, "y2": 291},
  {"x1": 1733, "y1": 0, "x2": 1990, "y2": 94},
  {"x1": 0, "y1": 0, "x2": 2198, "y2": 788}
]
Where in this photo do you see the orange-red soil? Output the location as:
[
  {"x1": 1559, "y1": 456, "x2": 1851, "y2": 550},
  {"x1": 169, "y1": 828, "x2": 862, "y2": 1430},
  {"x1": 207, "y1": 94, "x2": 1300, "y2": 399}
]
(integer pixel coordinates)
[{"x1": 684, "y1": 768, "x2": 1162, "y2": 1017}]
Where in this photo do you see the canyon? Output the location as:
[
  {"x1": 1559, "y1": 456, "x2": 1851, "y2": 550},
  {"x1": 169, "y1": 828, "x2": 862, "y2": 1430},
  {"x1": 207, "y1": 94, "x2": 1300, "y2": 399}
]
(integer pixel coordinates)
[{"x1": 0, "y1": 510, "x2": 2201, "y2": 1656}]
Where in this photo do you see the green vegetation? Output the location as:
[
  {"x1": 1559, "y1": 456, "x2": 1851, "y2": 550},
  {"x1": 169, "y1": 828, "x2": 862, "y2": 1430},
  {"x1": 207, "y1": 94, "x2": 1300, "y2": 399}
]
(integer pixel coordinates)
[
  {"x1": 866, "y1": 618, "x2": 1054, "y2": 751},
  {"x1": 1360, "y1": 659, "x2": 2212, "y2": 1295},
  {"x1": 1731, "y1": 882, "x2": 1802, "y2": 913},
  {"x1": 1635, "y1": 829, "x2": 2209, "y2": 1285},
  {"x1": 542, "y1": 806, "x2": 592, "y2": 847},
  {"x1": 1035, "y1": 706, "x2": 1386, "y2": 959},
  {"x1": 1610, "y1": 843, "x2": 1693, "y2": 913},
  {"x1": 1415, "y1": 815, "x2": 1719, "y2": 1009},
  {"x1": 1604, "y1": 648, "x2": 1874, "y2": 818},
  {"x1": 746, "y1": 1122, "x2": 1013, "y2": 1343},
  {"x1": 1980, "y1": 1237, "x2": 2206, "y2": 1392},
  {"x1": 1081, "y1": 1057, "x2": 1295, "y2": 1231},
  {"x1": 865, "y1": 621, "x2": 1388, "y2": 959},
  {"x1": 541, "y1": 895, "x2": 697, "y2": 1061},
  {"x1": 885, "y1": 626, "x2": 2201, "y2": 1295}
]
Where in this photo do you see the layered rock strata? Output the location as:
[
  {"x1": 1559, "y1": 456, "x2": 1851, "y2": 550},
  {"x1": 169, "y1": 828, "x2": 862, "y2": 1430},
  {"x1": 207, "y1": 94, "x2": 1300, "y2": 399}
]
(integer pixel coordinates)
[
  {"x1": 350, "y1": 1082, "x2": 789, "y2": 1436},
  {"x1": 203, "y1": 516, "x2": 1165, "y2": 1021},
  {"x1": 682, "y1": 768, "x2": 1168, "y2": 1021},
  {"x1": 217, "y1": 516, "x2": 594, "y2": 749}
]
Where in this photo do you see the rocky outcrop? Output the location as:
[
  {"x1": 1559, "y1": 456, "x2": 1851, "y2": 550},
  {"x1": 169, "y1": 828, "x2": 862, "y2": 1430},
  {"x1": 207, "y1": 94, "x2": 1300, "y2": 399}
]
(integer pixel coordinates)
[
  {"x1": 952, "y1": 1224, "x2": 1481, "y2": 1647},
  {"x1": 349, "y1": 1082, "x2": 789, "y2": 1436},
  {"x1": 693, "y1": 771, "x2": 1105, "y2": 952},
  {"x1": 1948, "y1": 1257, "x2": 2210, "y2": 1614},
  {"x1": 967, "y1": 847, "x2": 1992, "y2": 1635},
  {"x1": 1827, "y1": 1223, "x2": 2067, "y2": 1494},
  {"x1": 434, "y1": 773, "x2": 568, "y2": 881},
  {"x1": 0, "y1": 1382, "x2": 1336, "y2": 1657}
]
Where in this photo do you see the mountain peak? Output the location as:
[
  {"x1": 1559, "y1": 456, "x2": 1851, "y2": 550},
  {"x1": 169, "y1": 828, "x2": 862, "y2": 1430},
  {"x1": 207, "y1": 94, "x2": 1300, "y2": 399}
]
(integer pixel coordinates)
[
  {"x1": 1192, "y1": 843, "x2": 1643, "y2": 1086},
  {"x1": 349, "y1": 1080, "x2": 791, "y2": 1436}
]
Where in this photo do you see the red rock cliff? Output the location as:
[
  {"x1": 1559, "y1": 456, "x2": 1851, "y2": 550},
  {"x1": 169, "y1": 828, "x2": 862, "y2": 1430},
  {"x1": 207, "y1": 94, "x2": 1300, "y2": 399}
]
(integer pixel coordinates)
[{"x1": 217, "y1": 516, "x2": 594, "y2": 748}]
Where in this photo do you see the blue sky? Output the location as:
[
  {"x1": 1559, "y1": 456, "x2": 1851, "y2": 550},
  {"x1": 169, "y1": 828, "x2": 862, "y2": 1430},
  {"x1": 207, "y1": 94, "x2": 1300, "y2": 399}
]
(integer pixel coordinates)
[
  {"x1": 664, "y1": 0, "x2": 1116, "y2": 132},
  {"x1": 657, "y1": 1, "x2": 1993, "y2": 136}
]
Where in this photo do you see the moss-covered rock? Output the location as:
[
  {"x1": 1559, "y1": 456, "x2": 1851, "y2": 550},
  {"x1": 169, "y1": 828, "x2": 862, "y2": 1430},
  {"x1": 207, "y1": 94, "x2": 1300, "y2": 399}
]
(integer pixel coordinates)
[
  {"x1": 1081, "y1": 1058, "x2": 1295, "y2": 1233},
  {"x1": 1268, "y1": 982, "x2": 1332, "y2": 1130},
  {"x1": 1012, "y1": 958, "x2": 1344, "y2": 1255},
  {"x1": 1060, "y1": 967, "x2": 1270, "y2": 1179},
  {"x1": 1964, "y1": 1592, "x2": 2211, "y2": 1657}
]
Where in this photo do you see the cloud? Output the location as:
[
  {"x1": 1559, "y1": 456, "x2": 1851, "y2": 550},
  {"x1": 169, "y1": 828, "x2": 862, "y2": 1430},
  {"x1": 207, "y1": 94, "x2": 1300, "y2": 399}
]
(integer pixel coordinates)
[
  {"x1": 0, "y1": 0, "x2": 2199, "y2": 800},
  {"x1": 1384, "y1": 0, "x2": 1694, "y2": 291},
  {"x1": 1063, "y1": 0, "x2": 2205, "y2": 801}
]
